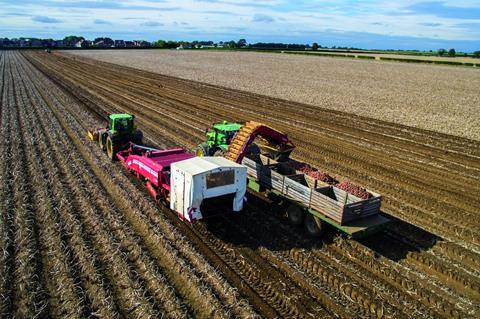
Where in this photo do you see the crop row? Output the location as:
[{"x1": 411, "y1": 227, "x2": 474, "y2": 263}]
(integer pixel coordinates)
[
  {"x1": 239, "y1": 197, "x2": 454, "y2": 318},
  {"x1": 22, "y1": 51, "x2": 480, "y2": 317},
  {"x1": 44, "y1": 51, "x2": 480, "y2": 239},
  {"x1": 1, "y1": 52, "x2": 48, "y2": 318},
  {"x1": 18, "y1": 51, "x2": 260, "y2": 318},
  {"x1": 25, "y1": 52, "x2": 348, "y2": 318},
  {"x1": 28, "y1": 49, "x2": 478, "y2": 290}
]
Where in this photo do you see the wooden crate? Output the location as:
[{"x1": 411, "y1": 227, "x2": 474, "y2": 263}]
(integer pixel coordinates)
[
  {"x1": 243, "y1": 155, "x2": 381, "y2": 225},
  {"x1": 343, "y1": 196, "x2": 381, "y2": 223},
  {"x1": 242, "y1": 157, "x2": 262, "y2": 179},
  {"x1": 283, "y1": 174, "x2": 311, "y2": 205},
  {"x1": 259, "y1": 165, "x2": 285, "y2": 193},
  {"x1": 310, "y1": 186, "x2": 381, "y2": 224},
  {"x1": 310, "y1": 186, "x2": 344, "y2": 223}
]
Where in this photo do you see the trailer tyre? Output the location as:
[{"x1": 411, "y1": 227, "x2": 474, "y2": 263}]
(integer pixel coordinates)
[
  {"x1": 287, "y1": 204, "x2": 304, "y2": 226},
  {"x1": 304, "y1": 214, "x2": 323, "y2": 237}
]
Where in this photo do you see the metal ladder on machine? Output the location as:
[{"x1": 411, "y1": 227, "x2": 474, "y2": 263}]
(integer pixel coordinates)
[{"x1": 225, "y1": 121, "x2": 260, "y2": 162}]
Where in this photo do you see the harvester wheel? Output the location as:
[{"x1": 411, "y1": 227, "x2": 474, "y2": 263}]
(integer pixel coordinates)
[
  {"x1": 287, "y1": 204, "x2": 304, "y2": 226},
  {"x1": 106, "y1": 136, "x2": 118, "y2": 161},
  {"x1": 195, "y1": 143, "x2": 208, "y2": 157},
  {"x1": 304, "y1": 214, "x2": 323, "y2": 237}
]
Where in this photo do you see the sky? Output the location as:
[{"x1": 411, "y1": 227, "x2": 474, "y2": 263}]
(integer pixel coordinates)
[{"x1": 0, "y1": 0, "x2": 479, "y2": 51}]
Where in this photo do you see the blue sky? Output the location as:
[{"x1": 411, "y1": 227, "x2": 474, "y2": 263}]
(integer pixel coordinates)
[{"x1": 0, "y1": 0, "x2": 479, "y2": 51}]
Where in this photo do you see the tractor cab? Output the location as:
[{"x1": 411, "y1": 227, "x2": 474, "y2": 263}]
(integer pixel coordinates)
[
  {"x1": 196, "y1": 121, "x2": 242, "y2": 156},
  {"x1": 108, "y1": 113, "x2": 135, "y2": 136}
]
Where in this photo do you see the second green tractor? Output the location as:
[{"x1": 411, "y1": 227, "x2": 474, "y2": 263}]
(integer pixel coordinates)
[{"x1": 195, "y1": 121, "x2": 243, "y2": 157}]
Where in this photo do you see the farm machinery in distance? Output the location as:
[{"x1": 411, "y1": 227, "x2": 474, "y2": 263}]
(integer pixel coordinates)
[
  {"x1": 195, "y1": 121, "x2": 295, "y2": 161},
  {"x1": 87, "y1": 114, "x2": 247, "y2": 222},
  {"x1": 199, "y1": 120, "x2": 389, "y2": 238},
  {"x1": 87, "y1": 114, "x2": 388, "y2": 237},
  {"x1": 87, "y1": 113, "x2": 143, "y2": 160},
  {"x1": 194, "y1": 121, "x2": 243, "y2": 157}
]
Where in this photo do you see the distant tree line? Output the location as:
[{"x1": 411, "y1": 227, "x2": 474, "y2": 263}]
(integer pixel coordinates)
[{"x1": 1, "y1": 35, "x2": 479, "y2": 57}]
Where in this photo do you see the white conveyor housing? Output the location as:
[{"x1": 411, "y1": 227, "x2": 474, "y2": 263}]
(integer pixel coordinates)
[{"x1": 170, "y1": 156, "x2": 247, "y2": 222}]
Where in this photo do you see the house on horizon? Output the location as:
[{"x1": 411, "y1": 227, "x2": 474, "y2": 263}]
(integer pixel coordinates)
[
  {"x1": 75, "y1": 40, "x2": 91, "y2": 48},
  {"x1": 114, "y1": 40, "x2": 125, "y2": 47}
]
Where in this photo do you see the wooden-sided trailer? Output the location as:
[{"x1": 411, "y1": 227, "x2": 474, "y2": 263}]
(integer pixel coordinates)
[{"x1": 242, "y1": 154, "x2": 389, "y2": 238}]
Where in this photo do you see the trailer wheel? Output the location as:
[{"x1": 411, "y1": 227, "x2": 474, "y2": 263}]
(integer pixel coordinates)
[
  {"x1": 287, "y1": 204, "x2": 304, "y2": 225},
  {"x1": 304, "y1": 214, "x2": 323, "y2": 237},
  {"x1": 106, "y1": 137, "x2": 117, "y2": 161}
]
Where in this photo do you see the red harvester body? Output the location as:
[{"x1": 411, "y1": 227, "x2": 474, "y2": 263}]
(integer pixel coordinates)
[{"x1": 117, "y1": 143, "x2": 193, "y2": 202}]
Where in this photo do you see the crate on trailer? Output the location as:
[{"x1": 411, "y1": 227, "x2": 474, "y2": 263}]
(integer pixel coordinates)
[
  {"x1": 259, "y1": 164, "x2": 285, "y2": 192},
  {"x1": 283, "y1": 174, "x2": 312, "y2": 204},
  {"x1": 303, "y1": 174, "x2": 330, "y2": 189},
  {"x1": 310, "y1": 186, "x2": 381, "y2": 224}
]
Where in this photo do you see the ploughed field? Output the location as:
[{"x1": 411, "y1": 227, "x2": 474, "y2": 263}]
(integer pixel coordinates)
[
  {"x1": 67, "y1": 49, "x2": 480, "y2": 141},
  {"x1": 1, "y1": 50, "x2": 479, "y2": 318}
]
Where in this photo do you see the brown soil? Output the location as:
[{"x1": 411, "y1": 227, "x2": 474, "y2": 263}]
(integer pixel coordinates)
[{"x1": 0, "y1": 49, "x2": 478, "y2": 318}]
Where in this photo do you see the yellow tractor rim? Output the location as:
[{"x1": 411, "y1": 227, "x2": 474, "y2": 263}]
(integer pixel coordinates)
[{"x1": 107, "y1": 139, "x2": 113, "y2": 158}]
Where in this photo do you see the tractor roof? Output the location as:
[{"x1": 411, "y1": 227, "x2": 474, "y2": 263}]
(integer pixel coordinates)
[
  {"x1": 213, "y1": 122, "x2": 242, "y2": 132},
  {"x1": 109, "y1": 113, "x2": 133, "y2": 120}
]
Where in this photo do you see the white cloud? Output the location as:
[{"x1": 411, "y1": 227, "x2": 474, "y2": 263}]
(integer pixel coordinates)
[{"x1": 0, "y1": 0, "x2": 478, "y2": 44}]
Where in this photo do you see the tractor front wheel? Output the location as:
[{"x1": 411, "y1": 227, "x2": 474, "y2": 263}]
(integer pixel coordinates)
[
  {"x1": 195, "y1": 143, "x2": 208, "y2": 157},
  {"x1": 304, "y1": 214, "x2": 323, "y2": 237},
  {"x1": 106, "y1": 136, "x2": 118, "y2": 161}
]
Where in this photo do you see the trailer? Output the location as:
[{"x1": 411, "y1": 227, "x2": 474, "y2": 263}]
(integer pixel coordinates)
[
  {"x1": 213, "y1": 120, "x2": 390, "y2": 238},
  {"x1": 243, "y1": 154, "x2": 388, "y2": 238},
  {"x1": 117, "y1": 143, "x2": 247, "y2": 222}
]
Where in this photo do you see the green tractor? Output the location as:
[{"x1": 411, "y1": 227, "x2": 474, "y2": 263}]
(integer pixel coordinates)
[
  {"x1": 88, "y1": 113, "x2": 143, "y2": 160},
  {"x1": 195, "y1": 121, "x2": 243, "y2": 157}
]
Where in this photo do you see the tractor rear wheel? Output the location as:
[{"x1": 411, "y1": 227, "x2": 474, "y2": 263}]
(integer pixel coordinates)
[
  {"x1": 106, "y1": 136, "x2": 118, "y2": 161},
  {"x1": 304, "y1": 214, "x2": 323, "y2": 237},
  {"x1": 132, "y1": 129, "x2": 143, "y2": 144},
  {"x1": 195, "y1": 143, "x2": 208, "y2": 157},
  {"x1": 287, "y1": 204, "x2": 305, "y2": 226}
]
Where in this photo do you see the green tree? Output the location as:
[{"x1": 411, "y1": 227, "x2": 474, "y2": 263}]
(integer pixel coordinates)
[
  {"x1": 437, "y1": 48, "x2": 446, "y2": 56},
  {"x1": 473, "y1": 51, "x2": 480, "y2": 58},
  {"x1": 227, "y1": 40, "x2": 237, "y2": 48},
  {"x1": 448, "y1": 48, "x2": 456, "y2": 57},
  {"x1": 153, "y1": 40, "x2": 167, "y2": 48},
  {"x1": 63, "y1": 35, "x2": 84, "y2": 43},
  {"x1": 166, "y1": 40, "x2": 178, "y2": 48},
  {"x1": 237, "y1": 38, "x2": 247, "y2": 47},
  {"x1": 312, "y1": 42, "x2": 319, "y2": 50}
]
